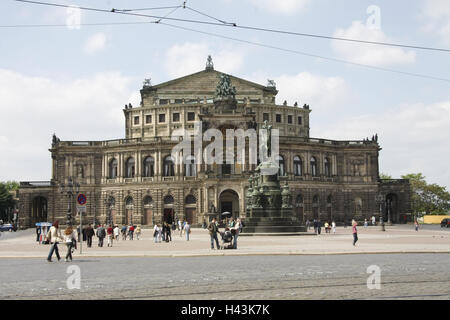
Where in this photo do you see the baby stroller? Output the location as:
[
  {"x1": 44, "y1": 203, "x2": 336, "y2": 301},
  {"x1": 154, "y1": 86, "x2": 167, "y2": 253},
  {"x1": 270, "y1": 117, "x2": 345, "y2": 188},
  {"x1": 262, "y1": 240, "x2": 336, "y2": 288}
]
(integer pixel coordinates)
[{"x1": 220, "y1": 228, "x2": 235, "y2": 250}]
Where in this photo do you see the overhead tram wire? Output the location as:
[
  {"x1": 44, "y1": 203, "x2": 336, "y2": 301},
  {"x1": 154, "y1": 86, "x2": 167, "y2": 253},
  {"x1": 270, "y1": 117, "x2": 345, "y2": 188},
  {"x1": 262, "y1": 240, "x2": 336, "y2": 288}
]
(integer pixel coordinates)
[
  {"x1": 13, "y1": 0, "x2": 450, "y2": 53},
  {"x1": 159, "y1": 22, "x2": 450, "y2": 83}
]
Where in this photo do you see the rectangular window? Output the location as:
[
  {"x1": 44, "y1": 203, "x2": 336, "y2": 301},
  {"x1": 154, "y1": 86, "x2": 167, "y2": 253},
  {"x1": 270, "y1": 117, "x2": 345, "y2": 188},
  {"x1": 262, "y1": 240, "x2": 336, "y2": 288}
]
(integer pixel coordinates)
[
  {"x1": 276, "y1": 114, "x2": 282, "y2": 123},
  {"x1": 288, "y1": 115, "x2": 293, "y2": 124},
  {"x1": 173, "y1": 113, "x2": 180, "y2": 122},
  {"x1": 159, "y1": 99, "x2": 168, "y2": 105},
  {"x1": 298, "y1": 116, "x2": 302, "y2": 125},
  {"x1": 159, "y1": 114, "x2": 166, "y2": 123},
  {"x1": 145, "y1": 115, "x2": 152, "y2": 124},
  {"x1": 263, "y1": 113, "x2": 269, "y2": 122},
  {"x1": 175, "y1": 99, "x2": 183, "y2": 104},
  {"x1": 187, "y1": 112, "x2": 195, "y2": 121},
  {"x1": 134, "y1": 116, "x2": 139, "y2": 125}
]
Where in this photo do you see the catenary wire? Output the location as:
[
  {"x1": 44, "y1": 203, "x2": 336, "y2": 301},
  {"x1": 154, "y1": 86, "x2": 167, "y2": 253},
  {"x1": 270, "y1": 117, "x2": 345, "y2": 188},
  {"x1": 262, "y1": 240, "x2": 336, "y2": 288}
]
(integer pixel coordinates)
[
  {"x1": 13, "y1": 0, "x2": 450, "y2": 53},
  {"x1": 160, "y1": 22, "x2": 450, "y2": 82}
]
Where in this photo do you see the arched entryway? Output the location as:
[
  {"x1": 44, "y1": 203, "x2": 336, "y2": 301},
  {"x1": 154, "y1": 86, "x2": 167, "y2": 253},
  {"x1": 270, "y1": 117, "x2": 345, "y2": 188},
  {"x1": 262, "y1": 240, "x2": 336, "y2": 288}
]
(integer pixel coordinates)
[
  {"x1": 385, "y1": 193, "x2": 398, "y2": 223},
  {"x1": 32, "y1": 196, "x2": 47, "y2": 224},
  {"x1": 143, "y1": 196, "x2": 153, "y2": 225},
  {"x1": 312, "y1": 195, "x2": 319, "y2": 220},
  {"x1": 163, "y1": 195, "x2": 175, "y2": 224},
  {"x1": 184, "y1": 195, "x2": 197, "y2": 224},
  {"x1": 219, "y1": 189, "x2": 240, "y2": 219}
]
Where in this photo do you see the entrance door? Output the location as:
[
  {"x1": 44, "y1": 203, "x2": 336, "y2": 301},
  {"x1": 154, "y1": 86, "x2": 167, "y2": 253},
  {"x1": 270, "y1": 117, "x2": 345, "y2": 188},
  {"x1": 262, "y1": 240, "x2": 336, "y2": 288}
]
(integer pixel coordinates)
[
  {"x1": 221, "y1": 201, "x2": 232, "y2": 213},
  {"x1": 126, "y1": 209, "x2": 133, "y2": 225},
  {"x1": 163, "y1": 208, "x2": 174, "y2": 224},
  {"x1": 144, "y1": 209, "x2": 152, "y2": 225},
  {"x1": 185, "y1": 208, "x2": 196, "y2": 224}
]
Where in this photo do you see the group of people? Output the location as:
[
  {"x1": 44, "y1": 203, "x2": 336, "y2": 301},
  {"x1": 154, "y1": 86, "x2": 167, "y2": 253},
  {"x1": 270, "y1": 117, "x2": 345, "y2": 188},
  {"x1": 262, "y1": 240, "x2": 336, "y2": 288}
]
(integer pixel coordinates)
[
  {"x1": 208, "y1": 217, "x2": 242, "y2": 250},
  {"x1": 153, "y1": 220, "x2": 191, "y2": 243},
  {"x1": 45, "y1": 221, "x2": 143, "y2": 262},
  {"x1": 306, "y1": 219, "x2": 337, "y2": 235}
]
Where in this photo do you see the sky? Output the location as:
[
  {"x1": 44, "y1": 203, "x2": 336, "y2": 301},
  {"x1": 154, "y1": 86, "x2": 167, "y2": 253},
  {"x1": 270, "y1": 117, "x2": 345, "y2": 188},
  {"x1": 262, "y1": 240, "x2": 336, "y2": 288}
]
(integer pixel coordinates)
[{"x1": 0, "y1": 0, "x2": 449, "y2": 189}]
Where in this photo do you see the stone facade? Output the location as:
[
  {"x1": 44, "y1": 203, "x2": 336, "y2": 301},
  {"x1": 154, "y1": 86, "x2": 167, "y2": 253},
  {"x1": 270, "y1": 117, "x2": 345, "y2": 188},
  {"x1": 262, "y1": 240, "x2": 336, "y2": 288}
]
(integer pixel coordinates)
[{"x1": 19, "y1": 62, "x2": 411, "y2": 228}]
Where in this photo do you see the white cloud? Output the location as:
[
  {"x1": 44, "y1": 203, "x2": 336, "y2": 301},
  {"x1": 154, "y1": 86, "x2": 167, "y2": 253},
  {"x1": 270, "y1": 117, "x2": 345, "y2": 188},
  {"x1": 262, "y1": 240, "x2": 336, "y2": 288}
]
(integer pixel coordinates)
[
  {"x1": 422, "y1": 0, "x2": 450, "y2": 45},
  {"x1": 249, "y1": 72, "x2": 351, "y2": 112},
  {"x1": 0, "y1": 69, "x2": 138, "y2": 181},
  {"x1": 83, "y1": 32, "x2": 108, "y2": 54},
  {"x1": 247, "y1": 0, "x2": 310, "y2": 15},
  {"x1": 164, "y1": 42, "x2": 245, "y2": 78},
  {"x1": 317, "y1": 101, "x2": 450, "y2": 189},
  {"x1": 332, "y1": 21, "x2": 416, "y2": 67}
]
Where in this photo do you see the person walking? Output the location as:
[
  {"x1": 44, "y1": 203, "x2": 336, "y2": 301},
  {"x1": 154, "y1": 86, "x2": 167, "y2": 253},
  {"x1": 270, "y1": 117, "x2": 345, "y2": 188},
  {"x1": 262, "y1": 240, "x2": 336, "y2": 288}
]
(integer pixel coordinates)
[
  {"x1": 233, "y1": 218, "x2": 241, "y2": 249},
  {"x1": 36, "y1": 225, "x2": 41, "y2": 243},
  {"x1": 414, "y1": 220, "x2": 419, "y2": 232},
  {"x1": 352, "y1": 219, "x2": 358, "y2": 246},
  {"x1": 324, "y1": 221, "x2": 329, "y2": 234},
  {"x1": 166, "y1": 223, "x2": 172, "y2": 242},
  {"x1": 313, "y1": 219, "x2": 318, "y2": 234},
  {"x1": 63, "y1": 226, "x2": 77, "y2": 262},
  {"x1": 106, "y1": 225, "x2": 114, "y2": 247},
  {"x1": 113, "y1": 225, "x2": 120, "y2": 241},
  {"x1": 96, "y1": 224, "x2": 106, "y2": 247},
  {"x1": 128, "y1": 224, "x2": 134, "y2": 240},
  {"x1": 47, "y1": 220, "x2": 62, "y2": 262},
  {"x1": 121, "y1": 225, "x2": 127, "y2": 240},
  {"x1": 364, "y1": 219, "x2": 368, "y2": 228},
  {"x1": 317, "y1": 220, "x2": 322, "y2": 235},
  {"x1": 208, "y1": 218, "x2": 220, "y2": 250},
  {"x1": 153, "y1": 224, "x2": 160, "y2": 243},
  {"x1": 184, "y1": 221, "x2": 191, "y2": 241},
  {"x1": 332, "y1": 221, "x2": 336, "y2": 234},
  {"x1": 371, "y1": 215, "x2": 376, "y2": 226},
  {"x1": 306, "y1": 219, "x2": 310, "y2": 231},
  {"x1": 135, "y1": 225, "x2": 141, "y2": 240},
  {"x1": 85, "y1": 224, "x2": 95, "y2": 248}
]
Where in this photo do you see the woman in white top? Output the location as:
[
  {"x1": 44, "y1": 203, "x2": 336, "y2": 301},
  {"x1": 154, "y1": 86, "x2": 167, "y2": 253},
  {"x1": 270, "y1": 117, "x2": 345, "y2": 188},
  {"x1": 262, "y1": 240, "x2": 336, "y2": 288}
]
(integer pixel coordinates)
[
  {"x1": 153, "y1": 224, "x2": 160, "y2": 243},
  {"x1": 113, "y1": 225, "x2": 120, "y2": 241},
  {"x1": 184, "y1": 222, "x2": 191, "y2": 241},
  {"x1": 332, "y1": 221, "x2": 336, "y2": 234},
  {"x1": 63, "y1": 226, "x2": 77, "y2": 262}
]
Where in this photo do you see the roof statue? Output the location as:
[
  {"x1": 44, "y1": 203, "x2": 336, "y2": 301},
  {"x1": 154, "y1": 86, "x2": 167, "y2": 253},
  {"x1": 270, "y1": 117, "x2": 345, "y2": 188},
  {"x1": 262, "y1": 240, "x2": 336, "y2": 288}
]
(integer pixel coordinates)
[
  {"x1": 215, "y1": 73, "x2": 237, "y2": 99},
  {"x1": 267, "y1": 79, "x2": 276, "y2": 88},
  {"x1": 143, "y1": 78, "x2": 152, "y2": 88},
  {"x1": 205, "y1": 55, "x2": 214, "y2": 71}
]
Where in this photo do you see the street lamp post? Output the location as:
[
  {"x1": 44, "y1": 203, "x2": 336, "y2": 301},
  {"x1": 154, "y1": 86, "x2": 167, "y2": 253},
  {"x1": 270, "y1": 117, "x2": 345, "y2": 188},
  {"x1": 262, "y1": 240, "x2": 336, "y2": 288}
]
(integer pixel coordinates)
[
  {"x1": 375, "y1": 193, "x2": 385, "y2": 231},
  {"x1": 59, "y1": 177, "x2": 80, "y2": 227},
  {"x1": 104, "y1": 195, "x2": 115, "y2": 227}
]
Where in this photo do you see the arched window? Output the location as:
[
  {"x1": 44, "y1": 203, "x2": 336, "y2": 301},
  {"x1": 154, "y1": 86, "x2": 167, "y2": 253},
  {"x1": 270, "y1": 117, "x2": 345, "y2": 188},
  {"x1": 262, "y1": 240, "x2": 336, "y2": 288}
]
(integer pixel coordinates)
[
  {"x1": 324, "y1": 157, "x2": 331, "y2": 177},
  {"x1": 125, "y1": 157, "x2": 135, "y2": 178},
  {"x1": 296, "y1": 194, "x2": 303, "y2": 205},
  {"x1": 163, "y1": 155, "x2": 175, "y2": 177},
  {"x1": 313, "y1": 195, "x2": 319, "y2": 204},
  {"x1": 276, "y1": 155, "x2": 286, "y2": 176},
  {"x1": 327, "y1": 195, "x2": 333, "y2": 204},
  {"x1": 185, "y1": 155, "x2": 196, "y2": 177},
  {"x1": 310, "y1": 157, "x2": 318, "y2": 177},
  {"x1": 143, "y1": 196, "x2": 153, "y2": 207},
  {"x1": 143, "y1": 156, "x2": 155, "y2": 177},
  {"x1": 125, "y1": 197, "x2": 134, "y2": 209},
  {"x1": 185, "y1": 195, "x2": 196, "y2": 205},
  {"x1": 164, "y1": 195, "x2": 174, "y2": 205},
  {"x1": 109, "y1": 158, "x2": 118, "y2": 179},
  {"x1": 294, "y1": 156, "x2": 302, "y2": 176}
]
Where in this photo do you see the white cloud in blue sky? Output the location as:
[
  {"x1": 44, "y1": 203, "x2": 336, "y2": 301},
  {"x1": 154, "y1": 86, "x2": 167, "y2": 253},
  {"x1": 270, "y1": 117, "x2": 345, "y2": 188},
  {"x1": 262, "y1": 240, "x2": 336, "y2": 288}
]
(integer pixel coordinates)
[{"x1": 1, "y1": 0, "x2": 449, "y2": 189}]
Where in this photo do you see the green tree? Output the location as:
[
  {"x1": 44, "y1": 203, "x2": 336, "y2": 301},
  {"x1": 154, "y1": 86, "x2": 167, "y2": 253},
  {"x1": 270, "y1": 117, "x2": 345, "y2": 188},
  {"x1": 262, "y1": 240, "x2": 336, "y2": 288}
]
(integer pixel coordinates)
[
  {"x1": 401, "y1": 173, "x2": 450, "y2": 215},
  {"x1": 379, "y1": 173, "x2": 393, "y2": 179},
  {"x1": 0, "y1": 183, "x2": 14, "y2": 221}
]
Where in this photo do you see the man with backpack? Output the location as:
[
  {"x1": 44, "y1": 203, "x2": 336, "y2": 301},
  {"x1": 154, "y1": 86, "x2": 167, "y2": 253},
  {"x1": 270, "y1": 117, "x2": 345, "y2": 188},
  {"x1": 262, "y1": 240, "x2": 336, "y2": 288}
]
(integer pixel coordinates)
[{"x1": 96, "y1": 224, "x2": 106, "y2": 247}]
